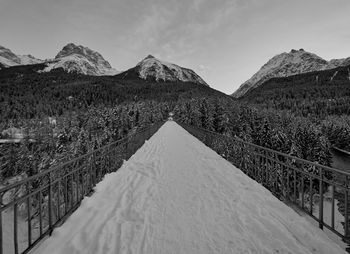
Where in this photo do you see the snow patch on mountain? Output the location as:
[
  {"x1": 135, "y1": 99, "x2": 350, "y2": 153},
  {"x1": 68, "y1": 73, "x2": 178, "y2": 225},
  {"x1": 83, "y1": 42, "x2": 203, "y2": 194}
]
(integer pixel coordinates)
[
  {"x1": 40, "y1": 43, "x2": 119, "y2": 76},
  {"x1": 0, "y1": 45, "x2": 21, "y2": 67},
  {"x1": 0, "y1": 45, "x2": 42, "y2": 68},
  {"x1": 122, "y1": 55, "x2": 208, "y2": 86},
  {"x1": 233, "y1": 49, "x2": 350, "y2": 98},
  {"x1": 18, "y1": 54, "x2": 44, "y2": 65},
  {"x1": 326, "y1": 57, "x2": 350, "y2": 69}
]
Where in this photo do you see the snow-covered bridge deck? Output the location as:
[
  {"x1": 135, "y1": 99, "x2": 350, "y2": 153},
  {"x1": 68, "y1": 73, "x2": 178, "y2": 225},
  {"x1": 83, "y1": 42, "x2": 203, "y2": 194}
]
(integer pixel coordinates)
[{"x1": 33, "y1": 121, "x2": 345, "y2": 254}]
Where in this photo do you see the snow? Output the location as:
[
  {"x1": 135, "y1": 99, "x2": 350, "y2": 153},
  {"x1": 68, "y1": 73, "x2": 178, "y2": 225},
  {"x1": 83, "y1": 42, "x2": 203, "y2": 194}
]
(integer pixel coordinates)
[
  {"x1": 41, "y1": 43, "x2": 120, "y2": 76},
  {"x1": 136, "y1": 56, "x2": 208, "y2": 86},
  {"x1": 0, "y1": 55, "x2": 18, "y2": 67},
  {"x1": 0, "y1": 45, "x2": 42, "y2": 67},
  {"x1": 3, "y1": 209, "x2": 38, "y2": 254},
  {"x1": 40, "y1": 54, "x2": 119, "y2": 76},
  {"x1": 326, "y1": 58, "x2": 350, "y2": 69},
  {"x1": 17, "y1": 55, "x2": 43, "y2": 65},
  {"x1": 0, "y1": 55, "x2": 42, "y2": 67},
  {"x1": 232, "y1": 49, "x2": 350, "y2": 98},
  {"x1": 0, "y1": 43, "x2": 118, "y2": 75},
  {"x1": 32, "y1": 121, "x2": 346, "y2": 254},
  {"x1": 313, "y1": 195, "x2": 344, "y2": 235}
]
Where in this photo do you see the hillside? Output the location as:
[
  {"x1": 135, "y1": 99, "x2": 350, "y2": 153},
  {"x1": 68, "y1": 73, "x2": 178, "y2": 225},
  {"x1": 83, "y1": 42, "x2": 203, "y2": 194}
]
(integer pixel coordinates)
[
  {"x1": 0, "y1": 64, "x2": 229, "y2": 123},
  {"x1": 232, "y1": 49, "x2": 350, "y2": 98},
  {"x1": 240, "y1": 64, "x2": 350, "y2": 117},
  {"x1": 239, "y1": 64, "x2": 350, "y2": 151}
]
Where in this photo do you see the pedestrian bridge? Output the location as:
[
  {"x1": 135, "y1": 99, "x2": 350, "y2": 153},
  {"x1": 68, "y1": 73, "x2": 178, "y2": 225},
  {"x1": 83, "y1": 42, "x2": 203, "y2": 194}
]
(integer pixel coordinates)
[{"x1": 0, "y1": 121, "x2": 348, "y2": 254}]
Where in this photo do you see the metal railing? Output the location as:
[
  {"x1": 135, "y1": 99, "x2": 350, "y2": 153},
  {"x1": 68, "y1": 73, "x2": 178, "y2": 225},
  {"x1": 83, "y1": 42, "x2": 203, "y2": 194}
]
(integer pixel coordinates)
[
  {"x1": 177, "y1": 120, "x2": 350, "y2": 244},
  {"x1": 0, "y1": 121, "x2": 165, "y2": 254}
]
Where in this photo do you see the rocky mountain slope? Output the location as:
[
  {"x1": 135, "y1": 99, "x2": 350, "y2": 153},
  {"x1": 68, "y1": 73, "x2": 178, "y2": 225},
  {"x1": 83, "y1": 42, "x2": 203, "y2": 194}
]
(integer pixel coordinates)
[
  {"x1": 117, "y1": 55, "x2": 208, "y2": 86},
  {"x1": 41, "y1": 43, "x2": 119, "y2": 76},
  {"x1": 232, "y1": 49, "x2": 350, "y2": 98},
  {"x1": 0, "y1": 45, "x2": 43, "y2": 68}
]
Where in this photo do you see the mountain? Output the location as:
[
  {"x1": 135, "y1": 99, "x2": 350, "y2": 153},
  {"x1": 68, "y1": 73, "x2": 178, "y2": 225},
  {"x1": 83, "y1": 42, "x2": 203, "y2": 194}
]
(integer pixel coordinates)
[
  {"x1": 117, "y1": 55, "x2": 208, "y2": 86},
  {"x1": 239, "y1": 63, "x2": 350, "y2": 116},
  {"x1": 40, "y1": 43, "x2": 119, "y2": 76},
  {"x1": 0, "y1": 45, "x2": 43, "y2": 68},
  {"x1": 232, "y1": 49, "x2": 350, "y2": 98},
  {"x1": 326, "y1": 57, "x2": 350, "y2": 69}
]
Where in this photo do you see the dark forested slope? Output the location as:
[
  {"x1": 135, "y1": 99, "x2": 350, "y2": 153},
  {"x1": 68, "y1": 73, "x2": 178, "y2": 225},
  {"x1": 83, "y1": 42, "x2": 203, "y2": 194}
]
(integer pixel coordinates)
[
  {"x1": 0, "y1": 64, "x2": 229, "y2": 124},
  {"x1": 1, "y1": 62, "x2": 344, "y2": 182},
  {"x1": 240, "y1": 64, "x2": 350, "y2": 117},
  {"x1": 0, "y1": 65, "x2": 234, "y2": 181},
  {"x1": 239, "y1": 64, "x2": 350, "y2": 151}
]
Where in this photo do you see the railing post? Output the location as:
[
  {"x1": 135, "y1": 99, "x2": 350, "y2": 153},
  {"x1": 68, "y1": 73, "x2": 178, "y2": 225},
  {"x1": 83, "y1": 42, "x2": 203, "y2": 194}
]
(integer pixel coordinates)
[
  {"x1": 57, "y1": 181, "x2": 61, "y2": 220},
  {"x1": 125, "y1": 138, "x2": 129, "y2": 159},
  {"x1": 301, "y1": 176, "x2": 305, "y2": 209},
  {"x1": 345, "y1": 176, "x2": 349, "y2": 240},
  {"x1": 332, "y1": 185, "x2": 335, "y2": 229},
  {"x1": 319, "y1": 168, "x2": 323, "y2": 230},
  {"x1": 27, "y1": 182, "x2": 32, "y2": 246},
  {"x1": 287, "y1": 167, "x2": 290, "y2": 200},
  {"x1": 48, "y1": 172, "x2": 53, "y2": 233},
  {"x1": 14, "y1": 202, "x2": 18, "y2": 254},
  {"x1": 39, "y1": 191, "x2": 43, "y2": 236},
  {"x1": 90, "y1": 153, "x2": 94, "y2": 190},
  {"x1": 81, "y1": 165, "x2": 85, "y2": 198},
  {"x1": 80, "y1": 166, "x2": 84, "y2": 201},
  {"x1": 64, "y1": 176, "x2": 68, "y2": 214},
  {"x1": 293, "y1": 169, "x2": 297, "y2": 203},
  {"x1": 309, "y1": 176, "x2": 313, "y2": 215},
  {"x1": 0, "y1": 194, "x2": 2, "y2": 254},
  {"x1": 92, "y1": 153, "x2": 96, "y2": 187}
]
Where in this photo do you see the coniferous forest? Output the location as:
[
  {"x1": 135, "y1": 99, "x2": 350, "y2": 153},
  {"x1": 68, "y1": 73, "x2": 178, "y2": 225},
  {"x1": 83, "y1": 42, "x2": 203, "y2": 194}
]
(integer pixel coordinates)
[
  {"x1": 1, "y1": 64, "x2": 349, "y2": 183},
  {"x1": 239, "y1": 64, "x2": 350, "y2": 152}
]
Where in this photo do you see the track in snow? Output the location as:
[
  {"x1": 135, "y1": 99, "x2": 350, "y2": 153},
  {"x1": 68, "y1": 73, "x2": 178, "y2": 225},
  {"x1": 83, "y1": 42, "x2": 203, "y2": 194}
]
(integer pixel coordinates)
[{"x1": 33, "y1": 121, "x2": 346, "y2": 254}]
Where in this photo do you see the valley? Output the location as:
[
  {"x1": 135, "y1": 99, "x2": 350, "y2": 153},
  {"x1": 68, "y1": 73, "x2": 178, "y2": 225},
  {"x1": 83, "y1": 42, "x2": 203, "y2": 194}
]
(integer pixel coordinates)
[{"x1": 0, "y1": 43, "x2": 350, "y2": 253}]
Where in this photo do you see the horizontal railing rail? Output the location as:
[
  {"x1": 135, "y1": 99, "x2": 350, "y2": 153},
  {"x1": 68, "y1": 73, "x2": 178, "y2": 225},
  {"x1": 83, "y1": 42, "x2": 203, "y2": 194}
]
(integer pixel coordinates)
[
  {"x1": 176, "y1": 120, "x2": 350, "y2": 244},
  {"x1": 0, "y1": 121, "x2": 165, "y2": 254}
]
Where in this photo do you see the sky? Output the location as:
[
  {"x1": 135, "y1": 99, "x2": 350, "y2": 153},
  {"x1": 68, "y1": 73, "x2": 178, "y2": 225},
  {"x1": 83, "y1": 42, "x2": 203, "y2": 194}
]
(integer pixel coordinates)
[{"x1": 1, "y1": 0, "x2": 350, "y2": 94}]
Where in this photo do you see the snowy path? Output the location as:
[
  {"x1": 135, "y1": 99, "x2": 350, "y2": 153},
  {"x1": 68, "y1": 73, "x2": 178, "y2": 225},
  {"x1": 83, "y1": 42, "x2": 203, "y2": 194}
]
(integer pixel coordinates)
[{"x1": 33, "y1": 121, "x2": 346, "y2": 254}]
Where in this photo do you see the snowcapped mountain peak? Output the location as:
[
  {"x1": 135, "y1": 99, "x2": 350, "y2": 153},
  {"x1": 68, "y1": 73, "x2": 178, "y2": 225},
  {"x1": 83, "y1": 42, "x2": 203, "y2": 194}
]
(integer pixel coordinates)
[
  {"x1": 144, "y1": 54, "x2": 155, "y2": 60},
  {"x1": 232, "y1": 49, "x2": 349, "y2": 98},
  {"x1": 290, "y1": 48, "x2": 305, "y2": 53},
  {"x1": 55, "y1": 43, "x2": 109, "y2": 66},
  {"x1": 121, "y1": 55, "x2": 209, "y2": 86},
  {"x1": 41, "y1": 43, "x2": 119, "y2": 76},
  {"x1": 0, "y1": 43, "x2": 118, "y2": 76}
]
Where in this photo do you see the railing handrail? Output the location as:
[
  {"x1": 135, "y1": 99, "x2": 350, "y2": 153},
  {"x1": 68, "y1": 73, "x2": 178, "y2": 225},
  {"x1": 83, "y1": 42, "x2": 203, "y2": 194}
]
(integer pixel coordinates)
[
  {"x1": 0, "y1": 120, "x2": 166, "y2": 254},
  {"x1": 175, "y1": 119, "x2": 350, "y2": 176},
  {"x1": 175, "y1": 118, "x2": 350, "y2": 243},
  {"x1": 0, "y1": 121, "x2": 164, "y2": 194}
]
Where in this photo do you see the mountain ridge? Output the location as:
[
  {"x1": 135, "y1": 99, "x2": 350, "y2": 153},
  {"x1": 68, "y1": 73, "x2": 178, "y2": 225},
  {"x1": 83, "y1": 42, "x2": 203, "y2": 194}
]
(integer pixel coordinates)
[
  {"x1": 41, "y1": 43, "x2": 119, "y2": 76},
  {"x1": 0, "y1": 45, "x2": 43, "y2": 67},
  {"x1": 117, "y1": 55, "x2": 208, "y2": 86},
  {"x1": 0, "y1": 43, "x2": 119, "y2": 76},
  {"x1": 232, "y1": 49, "x2": 350, "y2": 98}
]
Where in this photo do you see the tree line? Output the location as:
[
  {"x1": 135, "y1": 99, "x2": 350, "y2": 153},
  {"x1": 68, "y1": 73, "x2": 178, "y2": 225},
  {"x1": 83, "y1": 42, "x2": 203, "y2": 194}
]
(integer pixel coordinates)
[{"x1": 240, "y1": 64, "x2": 350, "y2": 151}]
